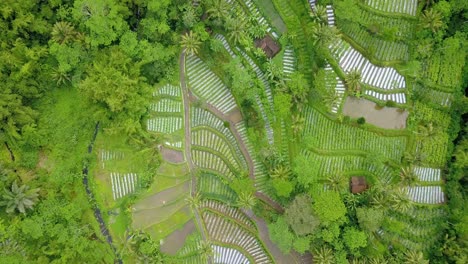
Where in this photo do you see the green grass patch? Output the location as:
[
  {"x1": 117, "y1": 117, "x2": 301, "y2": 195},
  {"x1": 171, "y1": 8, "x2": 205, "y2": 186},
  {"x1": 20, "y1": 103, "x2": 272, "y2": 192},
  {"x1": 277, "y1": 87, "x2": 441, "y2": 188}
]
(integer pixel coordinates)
[
  {"x1": 146, "y1": 208, "x2": 193, "y2": 241},
  {"x1": 253, "y1": 0, "x2": 287, "y2": 33}
]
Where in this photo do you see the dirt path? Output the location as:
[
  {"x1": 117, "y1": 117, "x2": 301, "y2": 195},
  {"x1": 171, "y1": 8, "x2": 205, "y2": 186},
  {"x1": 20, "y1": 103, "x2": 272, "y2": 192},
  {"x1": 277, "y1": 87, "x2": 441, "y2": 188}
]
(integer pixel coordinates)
[{"x1": 179, "y1": 51, "x2": 212, "y2": 264}]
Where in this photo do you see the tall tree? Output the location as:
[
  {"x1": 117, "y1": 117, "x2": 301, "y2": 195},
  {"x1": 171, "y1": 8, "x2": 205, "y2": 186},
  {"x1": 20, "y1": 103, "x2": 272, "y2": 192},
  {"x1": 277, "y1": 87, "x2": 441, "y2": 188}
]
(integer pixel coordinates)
[
  {"x1": 345, "y1": 69, "x2": 362, "y2": 95},
  {"x1": 420, "y1": 8, "x2": 444, "y2": 33},
  {"x1": 181, "y1": 31, "x2": 201, "y2": 55},
  {"x1": 0, "y1": 181, "x2": 39, "y2": 214},
  {"x1": 284, "y1": 194, "x2": 320, "y2": 236},
  {"x1": 78, "y1": 46, "x2": 151, "y2": 134}
]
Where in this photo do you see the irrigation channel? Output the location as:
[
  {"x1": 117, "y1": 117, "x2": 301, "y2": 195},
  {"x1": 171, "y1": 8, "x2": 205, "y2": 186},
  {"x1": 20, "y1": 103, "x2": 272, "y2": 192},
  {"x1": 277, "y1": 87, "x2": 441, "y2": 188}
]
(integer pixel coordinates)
[{"x1": 83, "y1": 122, "x2": 122, "y2": 264}]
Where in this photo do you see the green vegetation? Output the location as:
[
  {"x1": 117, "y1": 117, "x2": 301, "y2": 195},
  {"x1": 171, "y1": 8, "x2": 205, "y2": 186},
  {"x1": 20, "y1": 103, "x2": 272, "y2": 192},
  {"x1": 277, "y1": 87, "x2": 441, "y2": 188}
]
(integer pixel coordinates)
[{"x1": 1, "y1": 0, "x2": 466, "y2": 263}]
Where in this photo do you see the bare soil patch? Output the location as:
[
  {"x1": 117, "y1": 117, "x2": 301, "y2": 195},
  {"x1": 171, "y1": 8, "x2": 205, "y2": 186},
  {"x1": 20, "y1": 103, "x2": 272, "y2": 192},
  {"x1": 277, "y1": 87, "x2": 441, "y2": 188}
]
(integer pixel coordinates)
[
  {"x1": 161, "y1": 147, "x2": 184, "y2": 163},
  {"x1": 227, "y1": 108, "x2": 243, "y2": 124},
  {"x1": 343, "y1": 97, "x2": 408, "y2": 129},
  {"x1": 160, "y1": 218, "x2": 196, "y2": 255}
]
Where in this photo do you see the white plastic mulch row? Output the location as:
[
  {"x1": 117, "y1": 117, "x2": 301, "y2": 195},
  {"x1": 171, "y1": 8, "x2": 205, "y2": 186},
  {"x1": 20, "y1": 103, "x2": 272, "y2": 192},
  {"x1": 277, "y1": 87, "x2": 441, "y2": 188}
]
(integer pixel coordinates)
[
  {"x1": 164, "y1": 141, "x2": 182, "y2": 149},
  {"x1": 150, "y1": 98, "x2": 182, "y2": 113},
  {"x1": 413, "y1": 166, "x2": 441, "y2": 182},
  {"x1": 192, "y1": 149, "x2": 236, "y2": 180},
  {"x1": 191, "y1": 107, "x2": 245, "y2": 162},
  {"x1": 326, "y1": 5, "x2": 335, "y2": 26},
  {"x1": 283, "y1": 45, "x2": 295, "y2": 78},
  {"x1": 212, "y1": 245, "x2": 250, "y2": 264},
  {"x1": 110, "y1": 172, "x2": 138, "y2": 200},
  {"x1": 324, "y1": 64, "x2": 345, "y2": 113},
  {"x1": 364, "y1": 90, "x2": 406, "y2": 104},
  {"x1": 235, "y1": 122, "x2": 269, "y2": 193},
  {"x1": 201, "y1": 200, "x2": 255, "y2": 230},
  {"x1": 100, "y1": 150, "x2": 124, "y2": 161},
  {"x1": 214, "y1": 34, "x2": 237, "y2": 58},
  {"x1": 244, "y1": 0, "x2": 279, "y2": 39},
  {"x1": 186, "y1": 55, "x2": 237, "y2": 114},
  {"x1": 308, "y1": 0, "x2": 317, "y2": 10},
  {"x1": 203, "y1": 211, "x2": 272, "y2": 264},
  {"x1": 153, "y1": 84, "x2": 181, "y2": 98},
  {"x1": 147, "y1": 117, "x2": 182, "y2": 134},
  {"x1": 192, "y1": 129, "x2": 246, "y2": 171},
  {"x1": 364, "y1": 0, "x2": 417, "y2": 16},
  {"x1": 330, "y1": 39, "x2": 406, "y2": 90},
  {"x1": 407, "y1": 186, "x2": 445, "y2": 204}
]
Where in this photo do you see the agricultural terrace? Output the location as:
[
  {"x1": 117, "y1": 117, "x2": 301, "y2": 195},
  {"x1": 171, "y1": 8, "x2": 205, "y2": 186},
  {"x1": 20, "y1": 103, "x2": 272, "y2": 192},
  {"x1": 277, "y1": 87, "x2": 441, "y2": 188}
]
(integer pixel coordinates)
[
  {"x1": 94, "y1": 0, "x2": 464, "y2": 262},
  {"x1": 3, "y1": 0, "x2": 466, "y2": 263}
]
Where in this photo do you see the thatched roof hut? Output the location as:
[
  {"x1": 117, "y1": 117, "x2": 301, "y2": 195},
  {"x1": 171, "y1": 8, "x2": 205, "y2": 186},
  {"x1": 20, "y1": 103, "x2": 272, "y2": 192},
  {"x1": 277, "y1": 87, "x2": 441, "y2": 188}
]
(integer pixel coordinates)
[
  {"x1": 350, "y1": 176, "x2": 368, "y2": 194},
  {"x1": 254, "y1": 35, "x2": 280, "y2": 58}
]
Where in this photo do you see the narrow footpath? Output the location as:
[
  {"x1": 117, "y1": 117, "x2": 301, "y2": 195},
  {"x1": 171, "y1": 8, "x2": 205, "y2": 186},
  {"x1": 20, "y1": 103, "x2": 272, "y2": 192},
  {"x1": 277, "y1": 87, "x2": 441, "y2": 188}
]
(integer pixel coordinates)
[{"x1": 179, "y1": 50, "x2": 212, "y2": 264}]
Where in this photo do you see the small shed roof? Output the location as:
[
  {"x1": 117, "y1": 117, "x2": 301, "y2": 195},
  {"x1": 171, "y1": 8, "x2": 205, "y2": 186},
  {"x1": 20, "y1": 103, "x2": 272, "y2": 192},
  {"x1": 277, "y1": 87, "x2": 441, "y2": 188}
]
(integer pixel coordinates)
[
  {"x1": 254, "y1": 35, "x2": 280, "y2": 58},
  {"x1": 350, "y1": 176, "x2": 368, "y2": 194}
]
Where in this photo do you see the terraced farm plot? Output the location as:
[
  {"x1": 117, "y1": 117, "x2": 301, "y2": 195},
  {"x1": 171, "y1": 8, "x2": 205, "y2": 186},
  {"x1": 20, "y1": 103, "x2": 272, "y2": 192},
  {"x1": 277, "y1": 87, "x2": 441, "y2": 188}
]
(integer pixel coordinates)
[
  {"x1": 153, "y1": 84, "x2": 182, "y2": 98},
  {"x1": 407, "y1": 186, "x2": 445, "y2": 204},
  {"x1": 379, "y1": 207, "x2": 446, "y2": 253},
  {"x1": 186, "y1": 55, "x2": 237, "y2": 114},
  {"x1": 364, "y1": 90, "x2": 406, "y2": 104},
  {"x1": 212, "y1": 245, "x2": 250, "y2": 264},
  {"x1": 324, "y1": 64, "x2": 345, "y2": 113},
  {"x1": 192, "y1": 150, "x2": 237, "y2": 180},
  {"x1": 413, "y1": 166, "x2": 441, "y2": 182},
  {"x1": 243, "y1": 0, "x2": 279, "y2": 38},
  {"x1": 302, "y1": 150, "x2": 396, "y2": 184},
  {"x1": 110, "y1": 172, "x2": 138, "y2": 200},
  {"x1": 147, "y1": 116, "x2": 183, "y2": 134},
  {"x1": 339, "y1": 22, "x2": 409, "y2": 61},
  {"x1": 199, "y1": 172, "x2": 238, "y2": 203},
  {"x1": 202, "y1": 210, "x2": 272, "y2": 263},
  {"x1": 191, "y1": 107, "x2": 245, "y2": 163},
  {"x1": 192, "y1": 128, "x2": 247, "y2": 171},
  {"x1": 150, "y1": 98, "x2": 182, "y2": 113},
  {"x1": 330, "y1": 39, "x2": 406, "y2": 90},
  {"x1": 302, "y1": 106, "x2": 407, "y2": 161},
  {"x1": 283, "y1": 45, "x2": 295, "y2": 78},
  {"x1": 235, "y1": 121, "x2": 271, "y2": 194},
  {"x1": 364, "y1": 0, "x2": 418, "y2": 16}
]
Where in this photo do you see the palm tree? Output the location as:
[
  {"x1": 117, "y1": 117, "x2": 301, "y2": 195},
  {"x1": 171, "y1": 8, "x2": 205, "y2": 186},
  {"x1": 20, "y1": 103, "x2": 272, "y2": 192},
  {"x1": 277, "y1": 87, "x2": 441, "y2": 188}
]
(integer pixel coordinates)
[
  {"x1": 206, "y1": 0, "x2": 230, "y2": 23},
  {"x1": 404, "y1": 250, "x2": 429, "y2": 264},
  {"x1": 323, "y1": 90, "x2": 341, "y2": 110},
  {"x1": 181, "y1": 31, "x2": 201, "y2": 56},
  {"x1": 237, "y1": 191, "x2": 256, "y2": 210},
  {"x1": 265, "y1": 59, "x2": 283, "y2": 82},
  {"x1": 400, "y1": 166, "x2": 418, "y2": 186},
  {"x1": 313, "y1": 246, "x2": 335, "y2": 264},
  {"x1": 389, "y1": 188, "x2": 412, "y2": 212},
  {"x1": 51, "y1": 21, "x2": 77, "y2": 44},
  {"x1": 0, "y1": 181, "x2": 39, "y2": 214},
  {"x1": 311, "y1": 23, "x2": 340, "y2": 48},
  {"x1": 291, "y1": 114, "x2": 305, "y2": 136},
  {"x1": 325, "y1": 173, "x2": 348, "y2": 192},
  {"x1": 370, "y1": 190, "x2": 387, "y2": 209},
  {"x1": 270, "y1": 165, "x2": 291, "y2": 180},
  {"x1": 367, "y1": 257, "x2": 389, "y2": 264},
  {"x1": 345, "y1": 69, "x2": 362, "y2": 94},
  {"x1": 310, "y1": 5, "x2": 328, "y2": 24},
  {"x1": 416, "y1": 122, "x2": 437, "y2": 138},
  {"x1": 226, "y1": 17, "x2": 247, "y2": 44},
  {"x1": 198, "y1": 240, "x2": 214, "y2": 263},
  {"x1": 420, "y1": 8, "x2": 443, "y2": 33},
  {"x1": 185, "y1": 192, "x2": 202, "y2": 211},
  {"x1": 51, "y1": 68, "x2": 71, "y2": 86}
]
